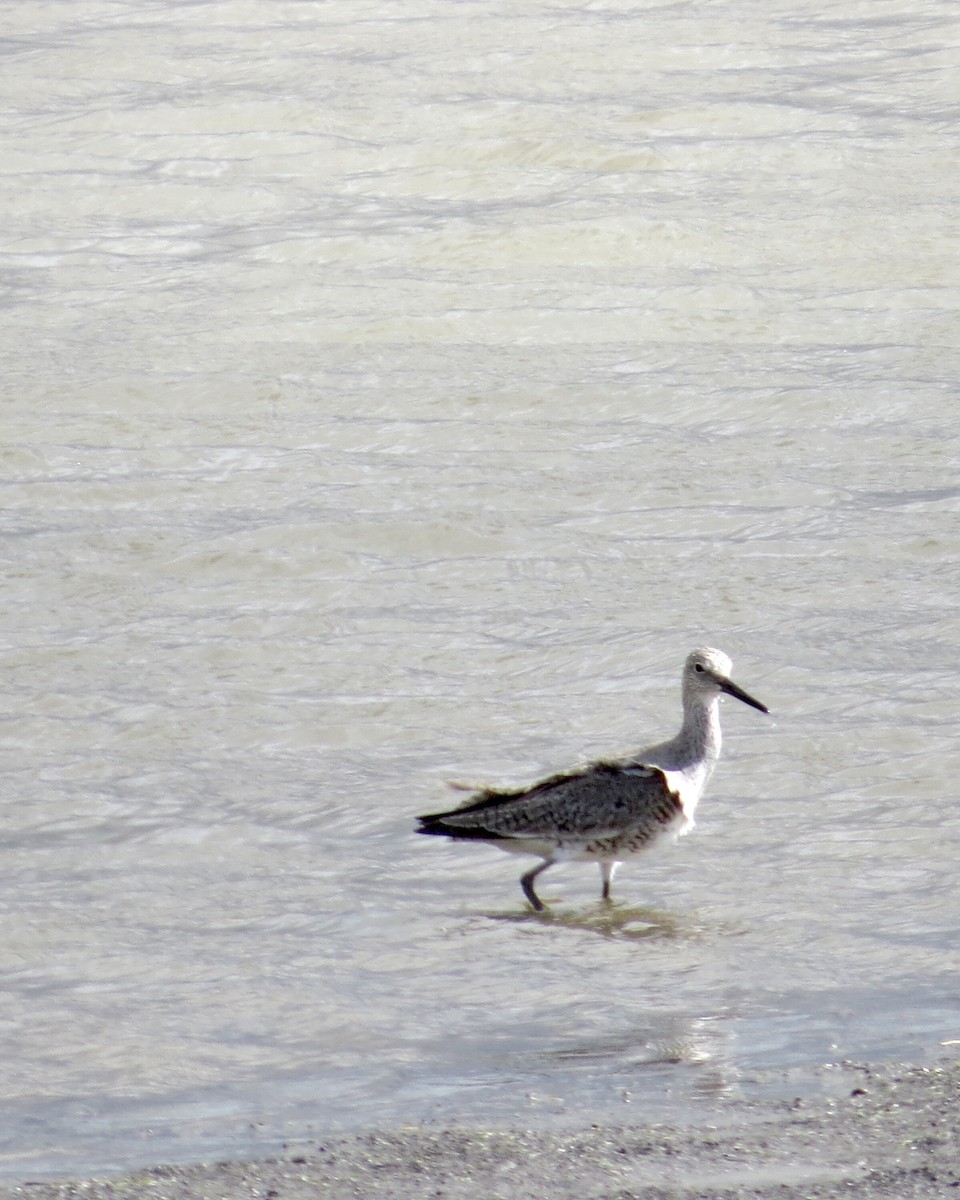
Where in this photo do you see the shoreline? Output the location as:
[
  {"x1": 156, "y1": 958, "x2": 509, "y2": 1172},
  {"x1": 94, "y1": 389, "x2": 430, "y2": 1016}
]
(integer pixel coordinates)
[{"x1": 2, "y1": 1061, "x2": 957, "y2": 1199}]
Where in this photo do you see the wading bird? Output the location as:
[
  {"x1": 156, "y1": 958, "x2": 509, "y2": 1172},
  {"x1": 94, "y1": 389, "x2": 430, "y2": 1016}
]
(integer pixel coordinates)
[{"x1": 416, "y1": 647, "x2": 768, "y2": 910}]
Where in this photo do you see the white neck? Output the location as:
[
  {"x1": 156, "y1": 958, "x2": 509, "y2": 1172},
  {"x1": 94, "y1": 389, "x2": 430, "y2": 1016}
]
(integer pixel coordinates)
[{"x1": 636, "y1": 693, "x2": 723, "y2": 796}]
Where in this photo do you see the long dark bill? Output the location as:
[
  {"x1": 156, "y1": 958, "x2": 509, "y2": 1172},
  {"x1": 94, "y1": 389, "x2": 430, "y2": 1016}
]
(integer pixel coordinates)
[{"x1": 720, "y1": 678, "x2": 769, "y2": 714}]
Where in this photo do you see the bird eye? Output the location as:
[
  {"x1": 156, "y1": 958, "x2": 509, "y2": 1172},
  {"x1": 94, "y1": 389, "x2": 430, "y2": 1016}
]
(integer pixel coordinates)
[{"x1": 693, "y1": 663, "x2": 704, "y2": 672}]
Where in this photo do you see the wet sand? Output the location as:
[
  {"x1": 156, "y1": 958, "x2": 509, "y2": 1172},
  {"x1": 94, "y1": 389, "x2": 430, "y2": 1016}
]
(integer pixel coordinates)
[{"x1": 3, "y1": 1061, "x2": 957, "y2": 1199}]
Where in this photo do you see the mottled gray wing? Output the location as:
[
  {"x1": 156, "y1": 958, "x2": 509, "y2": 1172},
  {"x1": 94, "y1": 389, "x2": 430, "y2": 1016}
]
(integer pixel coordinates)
[{"x1": 431, "y1": 762, "x2": 681, "y2": 840}]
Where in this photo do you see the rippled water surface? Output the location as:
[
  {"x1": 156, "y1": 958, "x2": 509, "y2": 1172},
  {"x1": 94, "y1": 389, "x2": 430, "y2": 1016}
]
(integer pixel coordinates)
[{"x1": 1, "y1": 0, "x2": 958, "y2": 1179}]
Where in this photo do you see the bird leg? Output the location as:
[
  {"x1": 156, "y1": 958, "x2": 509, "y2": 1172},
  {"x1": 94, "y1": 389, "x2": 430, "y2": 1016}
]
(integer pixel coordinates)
[
  {"x1": 520, "y1": 861, "x2": 553, "y2": 911},
  {"x1": 599, "y1": 861, "x2": 618, "y2": 902}
]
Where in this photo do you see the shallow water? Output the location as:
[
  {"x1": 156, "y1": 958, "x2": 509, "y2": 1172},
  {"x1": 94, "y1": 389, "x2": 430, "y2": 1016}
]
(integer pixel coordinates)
[{"x1": 1, "y1": 0, "x2": 959, "y2": 1179}]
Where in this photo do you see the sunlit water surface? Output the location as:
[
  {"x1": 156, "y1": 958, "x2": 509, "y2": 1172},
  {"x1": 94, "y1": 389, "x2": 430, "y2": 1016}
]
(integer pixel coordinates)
[{"x1": 1, "y1": 0, "x2": 958, "y2": 1179}]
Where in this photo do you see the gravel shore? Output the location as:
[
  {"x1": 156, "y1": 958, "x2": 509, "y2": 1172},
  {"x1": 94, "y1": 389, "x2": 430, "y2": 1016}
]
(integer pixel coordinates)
[{"x1": 3, "y1": 1062, "x2": 957, "y2": 1199}]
